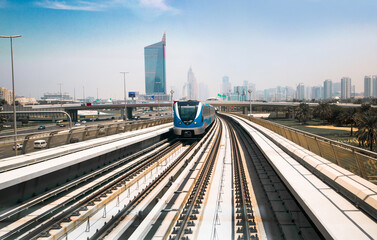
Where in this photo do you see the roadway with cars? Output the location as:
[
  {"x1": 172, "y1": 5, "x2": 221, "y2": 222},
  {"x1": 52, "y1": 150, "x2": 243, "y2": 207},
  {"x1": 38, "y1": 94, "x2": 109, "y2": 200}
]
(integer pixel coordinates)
[{"x1": 0, "y1": 112, "x2": 172, "y2": 159}]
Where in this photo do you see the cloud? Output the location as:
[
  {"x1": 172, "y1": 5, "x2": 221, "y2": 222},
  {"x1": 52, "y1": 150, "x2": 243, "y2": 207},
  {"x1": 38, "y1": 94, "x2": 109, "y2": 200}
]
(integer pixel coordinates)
[
  {"x1": 34, "y1": 0, "x2": 179, "y2": 13},
  {"x1": 35, "y1": 0, "x2": 109, "y2": 11},
  {"x1": 139, "y1": 0, "x2": 178, "y2": 13}
]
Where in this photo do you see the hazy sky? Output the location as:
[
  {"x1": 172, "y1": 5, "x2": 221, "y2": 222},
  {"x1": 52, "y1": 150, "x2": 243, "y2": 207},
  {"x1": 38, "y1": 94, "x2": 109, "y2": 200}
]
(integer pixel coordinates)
[{"x1": 1, "y1": 0, "x2": 377, "y2": 99}]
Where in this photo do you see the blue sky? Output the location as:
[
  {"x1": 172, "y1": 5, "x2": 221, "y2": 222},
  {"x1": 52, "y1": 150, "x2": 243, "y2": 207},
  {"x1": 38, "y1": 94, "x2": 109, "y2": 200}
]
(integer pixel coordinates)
[{"x1": 1, "y1": 0, "x2": 377, "y2": 99}]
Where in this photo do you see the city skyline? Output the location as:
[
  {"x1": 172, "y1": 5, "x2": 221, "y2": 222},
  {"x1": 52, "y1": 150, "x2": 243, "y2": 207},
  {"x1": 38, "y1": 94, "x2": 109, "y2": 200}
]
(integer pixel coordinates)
[{"x1": 1, "y1": 0, "x2": 377, "y2": 99}]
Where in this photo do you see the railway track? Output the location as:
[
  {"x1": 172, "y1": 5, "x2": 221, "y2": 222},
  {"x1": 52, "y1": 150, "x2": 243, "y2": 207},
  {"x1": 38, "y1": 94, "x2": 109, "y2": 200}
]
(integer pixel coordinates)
[
  {"x1": 222, "y1": 114, "x2": 323, "y2": 239},
  {"x1": 166, "y1": 119, "x2": 222, "y2": 240},
  {"x1": 0, "y1": 139, "x2": 179, "y2": 240},
  {"x1": 226, "y1": 120, "x2": 258, "y2": 240},
  {"x1": 2, "y1": 113, "x2": 374, "y2": 239}
]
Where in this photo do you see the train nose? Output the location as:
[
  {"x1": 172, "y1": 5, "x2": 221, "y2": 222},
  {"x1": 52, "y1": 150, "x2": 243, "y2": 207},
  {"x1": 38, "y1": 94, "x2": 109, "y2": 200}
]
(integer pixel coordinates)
[{"x1": 183, "y1": 131, "x2": 193, "y2": 138}]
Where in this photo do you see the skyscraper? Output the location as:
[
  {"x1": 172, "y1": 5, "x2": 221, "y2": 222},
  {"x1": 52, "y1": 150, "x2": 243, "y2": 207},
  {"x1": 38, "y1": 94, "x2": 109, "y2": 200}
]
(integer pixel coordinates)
[
  {"x1": 373, "y1": 76, "x2": 377, "y2": 97},
  {"x1": 296, "y1": 83, "x2": 305, "y2": 100},
  {"x1": 324, "y1": 79, "x2": 332, "y2": 99},
  {"x1": 187, "y1": 67, "x2": 198, "y2": 100},
  {"x1": 198, "y1": 82, "x2": 209, "y2": 100},
  {"x1": 221, "y1": 76, "x2": 232, "y2": 95},
  {"x1": 144, "y1": 32, "x2": 166, "y2": 95},
  {"x1": 364, "y1": 76, "x2": 372, "y2": 98},
  {"x1": 341, "y1": 77, "x2": 352, "y2": 99},
  {"x1": 311, "y1": 86, "x2": 321, "y2": 100}
]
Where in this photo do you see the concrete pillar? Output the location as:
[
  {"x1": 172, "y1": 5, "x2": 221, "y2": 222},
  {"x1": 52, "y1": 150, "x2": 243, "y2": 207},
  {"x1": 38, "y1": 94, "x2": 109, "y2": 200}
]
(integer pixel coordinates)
[
  {"x1": 126, "y1": 107, "x2": 133, "y2": 120},
  {"x1": 68, "y1": 109, "x2": 78, "y2": 122},
  {"x1": 243, "y1": 107, "x2": 247, "y2": 114},
  {"x1": 120, "y1": 109, "x2": 125, "y2": 120}
]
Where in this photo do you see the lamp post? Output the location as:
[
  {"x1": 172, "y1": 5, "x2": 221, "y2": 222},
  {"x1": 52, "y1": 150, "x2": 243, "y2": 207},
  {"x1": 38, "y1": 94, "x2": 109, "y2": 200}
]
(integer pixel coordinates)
[
  {"x1": 120, "y1": 72, "x2": 129, "y2": 120},
  {"x1": 1, "y1": 35, "x2": 22, "y2": 156},
  {"x1": 170, "y1": 89, "x2": 174, "y2": 118},
  {"x1": 248, "y1": 89, "x2": 252, "y2": 117},
  {"x1": 58, "y1": 83, "x2": 63, "y2": 108}
]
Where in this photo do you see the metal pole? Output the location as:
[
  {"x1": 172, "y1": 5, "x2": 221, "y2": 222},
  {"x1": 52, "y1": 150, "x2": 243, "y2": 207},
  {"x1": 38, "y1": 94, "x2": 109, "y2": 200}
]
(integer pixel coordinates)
[
  {"x1": 83, "y1": 86, "x2": 85, "y2": 104},
  {"x1": 248, "y1": 89, "x2": 252, "y2": 116},
  {"x1": 10, "y1": 38, "x2": 17, "y2": 156},
  {"x1": 170, "y1": 89, "x2": 174, "y2": 118},
  {"x1": 58, "y1": 83, "x2": 62, "y2": 107},
  {"x1": 1, "y1": 35, "x2": 22, "y2": 156},
  {"x1": 120, "y1": 72, "x2": 129, "y2": 120}
]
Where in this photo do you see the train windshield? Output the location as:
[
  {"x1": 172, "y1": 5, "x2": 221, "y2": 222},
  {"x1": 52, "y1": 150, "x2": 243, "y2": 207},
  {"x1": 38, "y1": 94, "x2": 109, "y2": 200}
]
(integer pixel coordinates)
[{"x1": 178, "y1": 101, "x2": 198, "y2": 123}]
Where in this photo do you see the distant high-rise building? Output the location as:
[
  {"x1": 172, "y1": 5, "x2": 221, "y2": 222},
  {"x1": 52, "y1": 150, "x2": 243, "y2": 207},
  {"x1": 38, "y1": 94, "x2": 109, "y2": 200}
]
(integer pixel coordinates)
[
  {"x1": 341, "y1": 77, "x2": 352, "y2": 99},
  {"x1": 364, "y1": 76, "x2": 372, "y2": 98},
  {"x1": 306, "y1": 86, "x2": 311, "y2": 100},
  {"x1": 187, "y1": 67, "x2": 198, "y2": 100},
  {"x1": 333, "y1": 82, "x2": 341, "y2": 97},
  {"x1": 245, "y1": 83, "x2": 255, "y2": 101},
  {"x1": 296, "y1": 83, "x2": 305, "y2": 100},
  {"x1": 324, "y1": 79, "x2": 332, "y2": 99},
  {"x1": 144, "y1": 32, "x2": 166, "y2": 95},
  {"x1": 373, "y1": 75, "x2": 377, "y2": 97},
  {"x1": 42, "y1": 92, "x2": 72, "y2": 100},
  {"x1": 0, "y1": 86, "x2": 13, "y2": 104},
  {"x1": 311, "y1": 87, "x2": 321, "y2": 100},
  {"x1": 221, "y1": 76, "x2": 232, "y2": 96},
  {"x1": 198, "y1": 82, "x2": 209, "y2": 100},
  {"x1": 233, "y1": 86, "x2": 248, "y2": 101}
]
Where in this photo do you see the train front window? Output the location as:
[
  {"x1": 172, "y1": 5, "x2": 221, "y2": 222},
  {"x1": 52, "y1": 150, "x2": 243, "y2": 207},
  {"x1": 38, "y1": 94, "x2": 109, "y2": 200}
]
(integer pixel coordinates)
[{"x1": 178, "y1": 101, "x2": 198, "y2": 123}]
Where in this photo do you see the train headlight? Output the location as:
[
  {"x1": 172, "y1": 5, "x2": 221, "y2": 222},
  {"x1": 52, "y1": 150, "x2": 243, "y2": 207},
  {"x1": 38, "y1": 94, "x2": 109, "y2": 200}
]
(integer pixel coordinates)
[
  {"x1": 194, "y1": 122, "x2": 197, "y2": 125},
  {"x1": 179, "y1": 121, "x2": 182, "y2": 125}
]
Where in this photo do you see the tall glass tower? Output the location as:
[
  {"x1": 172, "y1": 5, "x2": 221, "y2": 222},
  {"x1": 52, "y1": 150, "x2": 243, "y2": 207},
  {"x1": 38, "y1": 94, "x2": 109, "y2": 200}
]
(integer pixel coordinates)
[{"x1": 144, "y1": 32, "x2": 166, "y2": 95}]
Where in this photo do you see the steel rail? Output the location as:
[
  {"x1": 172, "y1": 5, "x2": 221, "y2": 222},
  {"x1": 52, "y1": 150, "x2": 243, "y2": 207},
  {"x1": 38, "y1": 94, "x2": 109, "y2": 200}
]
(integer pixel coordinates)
[
  {"x1": 170, "y1": 120, "x2": 222, "y2": 240},
  {"x1": 0, "y1": 139, "x2": 170, "y2": 223},
  {"x1": 6, "y1": 141, "x2": 179, "y2": 240},
  {"x1": 89, "y1": 142, "x2": 201, "y2": 239},
  {"x1": 224, "y1": 114, "x2": 322, "y2": 239},
  {"x1": 226, "y1": 119, "x2": 253, "y2": 240}
]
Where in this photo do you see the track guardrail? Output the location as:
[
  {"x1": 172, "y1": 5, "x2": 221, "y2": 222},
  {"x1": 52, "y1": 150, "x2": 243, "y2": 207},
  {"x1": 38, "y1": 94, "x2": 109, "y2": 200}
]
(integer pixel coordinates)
[
  {"x1": 0, "y1": 118, "x2": 173, "y2": 157},
  {"x1": 232, "y1": 113, "x2": 377, "y2": 183}
]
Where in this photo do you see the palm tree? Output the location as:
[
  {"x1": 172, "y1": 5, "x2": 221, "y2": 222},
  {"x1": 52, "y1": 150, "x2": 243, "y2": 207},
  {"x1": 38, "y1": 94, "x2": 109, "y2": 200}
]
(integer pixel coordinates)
[
  {"x1": 314, "y1": 102, "x2": 331, "y2": 124},
  {"x1": 295, "y1": 103, "x2": 311, "y2": 124},
  {"x1": 355, "y1": 111, "x2": 377, "y2": 151},
  {"x1": 338, "y1": 108, "x2": 357, "y2": 136}
]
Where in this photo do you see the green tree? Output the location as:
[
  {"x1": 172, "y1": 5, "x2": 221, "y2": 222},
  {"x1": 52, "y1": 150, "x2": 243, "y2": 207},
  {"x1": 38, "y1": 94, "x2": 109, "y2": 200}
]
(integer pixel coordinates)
[
  {"x1": 314, "y1": 102, "x2": 331, "y2": 124},
  {"x1": 338, "y1": 108, "x2": 357, "y2": 136},
  {"x1": 295, "y1": 103, "x2": 311, "y2": 124},
  {"x1": 360, "y1": 103, "x2": 371, "y2": 113},
  {"x1": 355, "y1": 111, "x2": 377, "y2": 151}
]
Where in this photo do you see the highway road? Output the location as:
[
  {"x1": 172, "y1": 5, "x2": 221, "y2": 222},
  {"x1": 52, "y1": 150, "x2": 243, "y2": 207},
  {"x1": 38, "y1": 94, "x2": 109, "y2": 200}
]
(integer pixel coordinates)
[{"x1": 0, "y1": 111, "x2": 172, "y2": 159}]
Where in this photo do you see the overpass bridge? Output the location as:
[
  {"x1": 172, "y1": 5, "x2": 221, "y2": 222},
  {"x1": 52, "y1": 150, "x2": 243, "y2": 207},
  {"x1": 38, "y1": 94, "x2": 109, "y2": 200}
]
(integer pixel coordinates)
[{"x1": 0, "y1": 101, "x2": 364, "y2": 122}]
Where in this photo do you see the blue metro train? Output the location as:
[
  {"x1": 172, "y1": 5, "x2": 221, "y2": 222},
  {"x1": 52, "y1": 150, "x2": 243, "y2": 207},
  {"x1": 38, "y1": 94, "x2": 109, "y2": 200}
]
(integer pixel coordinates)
[{"x1": 173, "y1": 100, "x2": 216, "y2": 137}]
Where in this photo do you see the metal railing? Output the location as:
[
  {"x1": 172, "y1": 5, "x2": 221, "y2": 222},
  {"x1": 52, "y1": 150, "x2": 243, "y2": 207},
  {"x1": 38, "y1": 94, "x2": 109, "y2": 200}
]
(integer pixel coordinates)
[
  {"x1": 0, "y1": 118, "x2": 173, "y2": 158},
  {"x1": 232, "y1": 113, "x2": 377, "y2": 182}
]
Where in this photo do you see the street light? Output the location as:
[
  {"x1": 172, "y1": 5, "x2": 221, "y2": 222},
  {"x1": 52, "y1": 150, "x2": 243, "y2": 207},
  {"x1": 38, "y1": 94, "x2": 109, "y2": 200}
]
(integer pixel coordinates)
[
  {"x1": 58, "y1": 83, "x2": 63, "y2": 108},
  {"x1": 120, "y1": 72, "x2": 129, "y2": 120},
  {"x1": 1, "y1": 35, "x2": 22, "y2": 156},
  {"x1": 248, "y1": 89, "x2": 252, "y2": 117},
  {"x1": 170, "y1": 89, "x2": 174, "y2": 118}
]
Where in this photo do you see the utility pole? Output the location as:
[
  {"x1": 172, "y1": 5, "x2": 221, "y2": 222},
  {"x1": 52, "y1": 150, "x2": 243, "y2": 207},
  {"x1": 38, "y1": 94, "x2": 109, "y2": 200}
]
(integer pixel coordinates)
[
  {"x1": 83, "y1": 86, "x2": 85, "y2": 104},
  {"x1": 170, "y1": 89, "x2": 174, "y2": 118},
  {"x1": 1, "y1": 35, "x2": 22, "y2": 156},
  {"x1": 248, "y1": 89, "x2": 252, "y2": 116},
  {"x1": 58, "y1": 83, "x2": 63, "y2": 107},
  {"x1": 120, "y1": 72, "x2": 129, "y2": 120}
]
